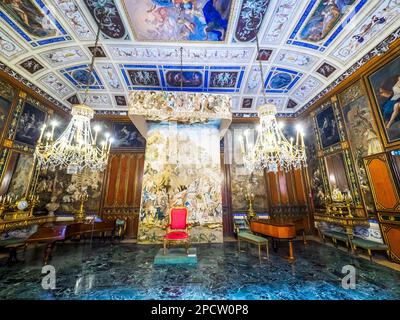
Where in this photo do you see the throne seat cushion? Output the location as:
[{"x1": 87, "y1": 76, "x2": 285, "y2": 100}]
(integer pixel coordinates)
[
  {"x1": 164, "y1": 231, "x2": 189, "y2": 240},
  {"x1": 170, "y1": 208, "x2": 188, "y2": 229}
]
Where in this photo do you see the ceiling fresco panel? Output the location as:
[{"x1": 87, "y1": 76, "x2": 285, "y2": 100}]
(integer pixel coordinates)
[
  {"x1": 61, "y1": 64, "x2": 104, "y2": 90},
  {"x1": 120, "y1": 65, "x2": 161, "y2": 91},
  {"x1": 84, "y1": 0, "x2": 128, "y2": 39},
  {"x1": 97, "y1": 63, "x2": 123, "y2": 91},
  {"x1": 331, "y1": 0, "x2": 400, "y2": 62},
  {"x1": 52, "y1": 0, "x2": 95, "y2": 40},
  {"x1": 287, "y1": 0, "x2": 367, "y2": 52},
  {"x1": 39, "y1": 72, "x2": 73, "y2": 98},
  {"x1": 264, "y1": 67, "x2": 303, "y2": 93},
  {"x1": 234, "y1": 0, "x2": 270, "y2": 42},
  {"x1": 79, "y1": 93, "x2": 111, "y2": 106},
  {"x1": 108, "y1": 45, "x2": 252, "y2": 63},
  {"x1": 257, "y1": 96, "x2": 287, "y2": 110},
  {"x1": 120, "y1": 64, "x2": 244, "y2": 93},
  {"x1": 244, "y1": 65, "x2": 268, "y2": 95},
  {"x1": 0, "y1": 0, "x2": 399, "y2": 116},
  {"x1": 123, "y1": 0, "x2": 233, "y2": 42},
  {"x1": 0, "y1": 0, "x2": 71, "y2": 47},
  {"x1": 274, "y1": 49, "x2": 318, "y2": 70},
  {"x1": 0, "y1": 26, "x2": 25, "y2": 58},
  {"x1": 262, "y1": 0, "x2": 302, "y2": 44},
  {"x1": 39, "y1": 47, "x2": 88, "y2": 66},
  {"x1": 292, "y1": 75, "x2": 323, "y2": 101},
  {"x1": 128, "y1": 69, "x2": 161, "y2": 88}
]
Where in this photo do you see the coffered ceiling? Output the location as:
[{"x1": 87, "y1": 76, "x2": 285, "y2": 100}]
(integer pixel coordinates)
[{"x1": 0, "y1": 0, "x2": 399, "y2": 117}]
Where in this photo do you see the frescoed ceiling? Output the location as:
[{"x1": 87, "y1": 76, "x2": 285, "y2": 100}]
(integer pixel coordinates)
[{"x1": 0, "y1": 0, "x2": 399, "y2": 117}]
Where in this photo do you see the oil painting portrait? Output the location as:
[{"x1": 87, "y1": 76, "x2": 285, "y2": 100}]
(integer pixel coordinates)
[
  {"x1": 112, "y1": 122, "x2": 146, "y2": 149},
  {"x1": 316, "y1": 105, "x2": 340, "y2": 149},
  {"x1": 15, "y1": 101, "x2": 46, "y2": 146},
  {"x1": 368, "y1": 55, "x2": 400, "y2": 143}
]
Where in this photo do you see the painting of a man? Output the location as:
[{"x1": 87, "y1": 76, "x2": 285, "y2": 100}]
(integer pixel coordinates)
[{"x1": 316, "y1": 105, "x2": 341, "y2": 149}]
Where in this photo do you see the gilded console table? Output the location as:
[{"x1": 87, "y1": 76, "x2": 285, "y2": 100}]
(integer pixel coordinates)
[
  {"x1": 314, "y1": 212, "x2": 369, "y2": 252},
  {"x1": 0, "y1": 216, "x2": 56, "y2": 233}
]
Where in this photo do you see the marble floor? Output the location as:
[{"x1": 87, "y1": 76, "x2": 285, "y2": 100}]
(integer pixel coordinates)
[{"x1": 0, "y1": 240, "x2": 399, "y2": 300}]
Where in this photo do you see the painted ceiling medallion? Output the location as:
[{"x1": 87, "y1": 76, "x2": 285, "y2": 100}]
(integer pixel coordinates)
[
  {"x1": 84, "y1": 0, "x2": 127, "y2": 39},
  {"x1": 166, "y1": 71, "x2": 203, "y2": 88},
  {"x1": 114, "y1": 95, "x2": 127, "y2": 106},
  {"x1": 128, "y1": 70, "x2": 160, "y2": 87},
  {"x1": 316, "y1": 62, "x2": 337, "y2": 78},
  {"x1": 287, "y1": 99, "x2": 298, "y2": 109},
  {"x1": 67, "y1": 94, "x2": 80, "y2": 105},
  {"x1": 20, "y1": 58, "x2": 44, "y2": 74},
  {"x1": 257, "y1": 49, "x2": 273, "y2": 61},
  {"x1": 123, "y1": 0, "x2": 233, "y2": 42},
  {"x1": 235, "y1": 0, "x2": 270, "y2": 42},
  {"x1": 88, "y1": 45, "x2": 107, "y2": 57},
  {"x1": 241, "y1": 98, "x2": 253, "y2": 109}
]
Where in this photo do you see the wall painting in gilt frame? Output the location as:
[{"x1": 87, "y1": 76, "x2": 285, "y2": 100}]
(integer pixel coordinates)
[{"x1": 367, "y1": 54, "x2": 400, "y2": 145}]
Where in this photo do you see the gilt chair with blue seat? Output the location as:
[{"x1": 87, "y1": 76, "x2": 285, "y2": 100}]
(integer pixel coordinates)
[{"x1": 163, "y1": 207, "x2": 190, "y2": 255}]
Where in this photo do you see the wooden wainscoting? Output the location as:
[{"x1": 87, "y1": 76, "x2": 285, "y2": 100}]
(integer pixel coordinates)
[
  {"x1": 100, "y1": 152, "x2": 144, "y2": 238},
  {"x1": 265, "y1": 168, "x2": 311, "y2": 232},
  {"x1": 378, "y1": 212, "x2": 400, "y2": 263},
  {"x1": 364, "y1": 153, "x2": 400, "y2": 212},
  {"x1": 221, "y1": 153, "x2": 233, "y2": 237}
]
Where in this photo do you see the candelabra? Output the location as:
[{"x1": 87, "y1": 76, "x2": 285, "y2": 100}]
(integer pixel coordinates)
[
  {"x1": 245, "y1": 191, "x2": 256, "y2": 220},
  {"x1": 244, "y1": 180, "x2": 256, "y2": 220},
  {"x1": 0, "y1": 195, "x2": 14, "y2": 220}
]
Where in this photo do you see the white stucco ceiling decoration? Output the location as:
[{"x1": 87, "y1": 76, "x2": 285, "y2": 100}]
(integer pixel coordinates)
[{"x1": 0, "y1": 0, "x2": 399, "y2": 117}]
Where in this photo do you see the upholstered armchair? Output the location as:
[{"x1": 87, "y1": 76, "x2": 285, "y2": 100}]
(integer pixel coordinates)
[{"x1": 163, "y1": 207, "x2": 190, "y2": 255}]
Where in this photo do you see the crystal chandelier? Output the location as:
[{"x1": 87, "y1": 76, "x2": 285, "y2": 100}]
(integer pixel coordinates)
[
  {"x1": 239, "y1": 29, "x2": 306, "y2": 173},
  {"x1": 33, "y1": 22, "x2": 112, "y2": 222},
  {"x1": 34, "y1": 23, "x2": 111, "y2": 174},
  {"x1": 34, "y1": 104, "x2": 112, "y2": 173},
  {"x1": 239, "y1": 103, "x2": 306, "y2": 173}
]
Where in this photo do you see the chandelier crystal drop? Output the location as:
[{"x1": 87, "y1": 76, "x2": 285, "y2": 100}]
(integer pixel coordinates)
[
  {"x1": 239, "y1": 103, "x2": 307, "y2": 173},
  {"x1": 34, "y1": 104, "x2": 112, "y2": 173}
]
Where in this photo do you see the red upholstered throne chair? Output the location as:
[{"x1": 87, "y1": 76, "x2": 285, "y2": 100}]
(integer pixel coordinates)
[{"x1": 163, "y1": 207, "x2": 190, "y2": 255}]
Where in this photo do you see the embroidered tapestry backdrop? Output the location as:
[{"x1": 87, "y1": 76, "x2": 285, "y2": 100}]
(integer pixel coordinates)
[
  {"x1": 138, "y1": 121, "x2": 223, "y2": 243},
  {"x1": 340, "y1": 81, "x2": 382, "y2": 212}
]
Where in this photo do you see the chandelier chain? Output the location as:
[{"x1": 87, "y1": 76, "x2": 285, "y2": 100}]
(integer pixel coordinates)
[{"x1": 83, "y1": 22, "x2": 101, "y2": 105}]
